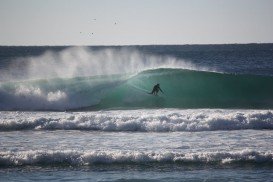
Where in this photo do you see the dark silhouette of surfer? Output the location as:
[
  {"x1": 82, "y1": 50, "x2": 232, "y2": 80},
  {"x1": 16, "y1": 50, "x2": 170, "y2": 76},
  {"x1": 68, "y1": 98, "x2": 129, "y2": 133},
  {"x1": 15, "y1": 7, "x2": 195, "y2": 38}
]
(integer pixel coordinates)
[{"x1": 149, "y1": 83, "x2": 163, "y2": 95}]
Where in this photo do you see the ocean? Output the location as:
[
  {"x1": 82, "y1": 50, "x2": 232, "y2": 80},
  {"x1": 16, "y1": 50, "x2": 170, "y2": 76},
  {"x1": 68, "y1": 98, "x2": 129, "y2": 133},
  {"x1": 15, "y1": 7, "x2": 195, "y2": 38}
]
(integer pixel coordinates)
[{"x1": 0, "y1": 44, "x2": 273, "y2": 181}]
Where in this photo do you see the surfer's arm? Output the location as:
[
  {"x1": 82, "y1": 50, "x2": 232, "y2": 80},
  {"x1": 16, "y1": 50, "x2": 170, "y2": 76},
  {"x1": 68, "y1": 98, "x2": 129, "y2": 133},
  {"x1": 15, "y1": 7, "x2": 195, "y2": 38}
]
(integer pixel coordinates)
[{"x1": 159, "y1": 87, "x2": 164, "y2": 93}]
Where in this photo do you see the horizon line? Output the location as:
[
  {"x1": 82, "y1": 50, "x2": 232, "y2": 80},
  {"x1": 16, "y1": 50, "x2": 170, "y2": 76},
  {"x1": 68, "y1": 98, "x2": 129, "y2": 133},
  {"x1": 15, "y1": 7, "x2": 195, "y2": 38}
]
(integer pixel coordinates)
[{"x1": 1, "y1": 42, "x2": 273, "y2": 47}]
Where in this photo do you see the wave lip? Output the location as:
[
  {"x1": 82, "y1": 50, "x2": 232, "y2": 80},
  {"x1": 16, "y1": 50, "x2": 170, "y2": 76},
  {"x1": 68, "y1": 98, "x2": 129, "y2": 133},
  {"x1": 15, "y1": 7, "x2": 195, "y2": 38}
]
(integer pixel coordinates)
[
  {"x1": 0, "y1": 149, "x2": 272, "y2": 167},
  {"x1": 1, "y1": 110, "x2": 273, "y2": 132}
]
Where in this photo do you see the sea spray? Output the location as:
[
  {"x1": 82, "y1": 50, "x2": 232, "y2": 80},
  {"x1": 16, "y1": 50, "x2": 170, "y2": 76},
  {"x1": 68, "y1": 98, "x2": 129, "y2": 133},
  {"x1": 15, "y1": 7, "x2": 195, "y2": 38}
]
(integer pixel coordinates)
[{"x1": 0, "y1": 47, "x2": 201, "y2": 82}]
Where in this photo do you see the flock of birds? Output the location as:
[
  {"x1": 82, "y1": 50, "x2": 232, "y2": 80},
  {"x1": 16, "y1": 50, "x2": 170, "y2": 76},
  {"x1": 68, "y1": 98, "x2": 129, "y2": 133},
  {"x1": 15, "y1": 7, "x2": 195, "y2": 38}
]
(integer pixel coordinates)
[{"x1": 79, "y1": 18, "x2": 118, "y2": 37}]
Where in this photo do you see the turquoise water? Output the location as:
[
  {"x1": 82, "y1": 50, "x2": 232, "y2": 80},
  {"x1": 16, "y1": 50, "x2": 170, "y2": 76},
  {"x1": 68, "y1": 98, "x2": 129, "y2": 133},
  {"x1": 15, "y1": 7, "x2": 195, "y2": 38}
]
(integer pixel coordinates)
[
  {"x1": 1, "y1": 45, "x2": 273, "y2": 181},
  {"x1": 1, "y1": 68, "x2": 273, "y2": 111}
]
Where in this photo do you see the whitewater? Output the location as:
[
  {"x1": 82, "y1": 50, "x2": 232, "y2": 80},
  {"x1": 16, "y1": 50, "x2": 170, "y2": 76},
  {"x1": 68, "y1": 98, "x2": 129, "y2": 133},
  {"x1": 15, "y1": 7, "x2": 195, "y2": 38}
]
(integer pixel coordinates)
[
  {"x1": 1, "y1": 44, "x2": 273, "y2": 181},
  {"x1": 1, "y1": 109, "x2": 273, "y2": 131}
]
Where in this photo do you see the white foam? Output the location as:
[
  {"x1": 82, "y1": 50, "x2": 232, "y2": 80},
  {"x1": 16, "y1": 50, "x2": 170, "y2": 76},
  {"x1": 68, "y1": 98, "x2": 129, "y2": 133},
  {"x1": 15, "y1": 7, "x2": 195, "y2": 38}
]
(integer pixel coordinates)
[
  {"x1": 47, "y1": 90, "x2": 67, "y2": 102},
  {"x1": 14, "y1": 85, "x2": 67, "y2": 103},
  {"x1": 0, "y1": 149, "x2": 272, "y2": 167},
  {"x1": 0, "y1": 84, "x2": 69, "y2": 110},
  {"x1": 0, "y1": 109, "x2": 273, "y2": 131},
  {"x1": 15, "y1": 85, "x2": 43, "y2": 97}
]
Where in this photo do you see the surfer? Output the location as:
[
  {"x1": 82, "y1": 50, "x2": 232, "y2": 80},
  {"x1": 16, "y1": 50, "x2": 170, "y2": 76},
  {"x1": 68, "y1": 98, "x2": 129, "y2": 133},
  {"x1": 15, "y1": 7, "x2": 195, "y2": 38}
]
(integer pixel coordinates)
[{"x1": 149, "y1": 83, "x2": 163, "y2": 95}]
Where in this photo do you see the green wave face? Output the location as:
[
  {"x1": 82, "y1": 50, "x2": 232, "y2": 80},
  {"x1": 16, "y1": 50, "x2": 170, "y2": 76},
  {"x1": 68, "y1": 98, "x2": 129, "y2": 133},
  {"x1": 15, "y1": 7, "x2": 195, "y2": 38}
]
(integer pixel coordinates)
[
  {"x1": 1, "y1": 68, "x2": 273, "y2": 110},
  {"x1": 98, "y1": 69, "x2": 273, "y2": 110}
]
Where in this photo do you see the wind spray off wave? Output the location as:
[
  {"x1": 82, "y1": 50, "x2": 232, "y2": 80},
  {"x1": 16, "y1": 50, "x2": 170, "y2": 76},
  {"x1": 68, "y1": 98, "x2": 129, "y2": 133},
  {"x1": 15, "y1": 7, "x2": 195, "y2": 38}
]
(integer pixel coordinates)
[
  {"x1": 0, "y1": 47, "x2": 199, "y2": 81},
  {"x1": 0, "y1": 47, "x2": 207, "y2": 110}
]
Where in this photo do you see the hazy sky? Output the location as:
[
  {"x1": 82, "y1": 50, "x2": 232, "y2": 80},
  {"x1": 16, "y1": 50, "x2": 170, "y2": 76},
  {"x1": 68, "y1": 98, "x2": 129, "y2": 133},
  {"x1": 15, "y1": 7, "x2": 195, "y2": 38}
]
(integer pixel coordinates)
[{"x1": 0, "y1": 0, "x2": 273, "y2": 45}]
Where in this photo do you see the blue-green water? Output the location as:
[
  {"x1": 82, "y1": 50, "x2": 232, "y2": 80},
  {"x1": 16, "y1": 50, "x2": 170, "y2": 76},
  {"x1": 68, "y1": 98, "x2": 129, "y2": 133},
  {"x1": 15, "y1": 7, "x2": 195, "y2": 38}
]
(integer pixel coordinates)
[
  {"x1": 0, "y1": 45, "x2": 273, "y2": 181},
  {"x1": 1, "y1": 68, "x2": 273, "y2": 111}
]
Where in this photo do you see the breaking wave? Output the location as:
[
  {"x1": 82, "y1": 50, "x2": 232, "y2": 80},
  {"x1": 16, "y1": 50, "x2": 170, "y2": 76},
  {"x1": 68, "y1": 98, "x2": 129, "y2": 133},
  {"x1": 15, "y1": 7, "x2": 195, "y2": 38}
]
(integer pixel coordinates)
[
  {"x1": 0, "y1": 149, "x2": 272, "y2": 167},
  {"x1": 1, "y1": 109, "x2": 273, "y2": 132},
  {"x1": 1, "y1": 68, "x2": 273, "y2": 111}
]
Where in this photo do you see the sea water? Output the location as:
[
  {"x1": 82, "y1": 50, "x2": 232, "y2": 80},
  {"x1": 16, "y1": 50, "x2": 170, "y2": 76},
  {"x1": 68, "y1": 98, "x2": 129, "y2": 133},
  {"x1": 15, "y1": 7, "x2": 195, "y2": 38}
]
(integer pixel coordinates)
[{"x1": 0, "y1": 44, "x2": 273, "y2": 181}]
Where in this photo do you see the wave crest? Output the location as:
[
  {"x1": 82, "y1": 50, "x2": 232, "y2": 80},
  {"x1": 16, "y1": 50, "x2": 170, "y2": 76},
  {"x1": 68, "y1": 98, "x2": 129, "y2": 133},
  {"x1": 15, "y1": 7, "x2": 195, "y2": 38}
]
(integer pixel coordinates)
[
  {"x1": 0, "y1": 149, "x2": 272, "y2": 167},
  {"x1": 1, "y1": 110, "x2": 273, "y2": 132}
]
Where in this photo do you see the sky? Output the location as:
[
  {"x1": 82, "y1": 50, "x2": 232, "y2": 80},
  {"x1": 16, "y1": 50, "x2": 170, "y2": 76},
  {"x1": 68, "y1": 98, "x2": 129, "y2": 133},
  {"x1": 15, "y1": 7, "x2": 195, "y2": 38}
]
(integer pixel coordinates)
[{"x1": 0, "y1": 0, "x2": 273, "y2": 45}]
